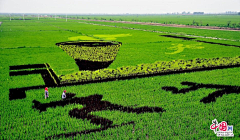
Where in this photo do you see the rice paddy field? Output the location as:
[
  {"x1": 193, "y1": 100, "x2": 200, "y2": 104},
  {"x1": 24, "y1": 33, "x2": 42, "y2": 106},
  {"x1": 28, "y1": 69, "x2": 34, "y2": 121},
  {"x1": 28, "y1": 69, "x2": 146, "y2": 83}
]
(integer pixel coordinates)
[
  {"x1": 69, "y1": 14, "x2": 240, "y2": 28},
  {"x1": 0, "y1": 15, "x2": 240, "y2": 139}
]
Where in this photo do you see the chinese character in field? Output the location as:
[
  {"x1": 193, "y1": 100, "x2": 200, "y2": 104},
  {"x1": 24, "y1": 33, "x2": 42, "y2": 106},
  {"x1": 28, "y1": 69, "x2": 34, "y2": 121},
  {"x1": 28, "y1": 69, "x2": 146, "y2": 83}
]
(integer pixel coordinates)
[{"x1": 33, "y1": 93, "x2": 165, "y2": 138}]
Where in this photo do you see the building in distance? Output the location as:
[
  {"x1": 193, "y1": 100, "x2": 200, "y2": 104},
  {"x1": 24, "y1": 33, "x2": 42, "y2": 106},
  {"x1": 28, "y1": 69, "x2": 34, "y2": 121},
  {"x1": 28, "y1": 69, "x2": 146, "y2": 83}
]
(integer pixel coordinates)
[{"x1": 193, "y1": 12, "x2": 204, "y2": 15}]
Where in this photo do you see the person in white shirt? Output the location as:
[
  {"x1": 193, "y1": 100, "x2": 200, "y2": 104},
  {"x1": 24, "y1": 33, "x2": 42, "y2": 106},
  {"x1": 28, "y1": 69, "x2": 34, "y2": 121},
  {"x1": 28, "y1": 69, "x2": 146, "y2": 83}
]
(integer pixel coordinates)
[{"x1": 62, "y1": 90, "x2": 66, "y2": 100}]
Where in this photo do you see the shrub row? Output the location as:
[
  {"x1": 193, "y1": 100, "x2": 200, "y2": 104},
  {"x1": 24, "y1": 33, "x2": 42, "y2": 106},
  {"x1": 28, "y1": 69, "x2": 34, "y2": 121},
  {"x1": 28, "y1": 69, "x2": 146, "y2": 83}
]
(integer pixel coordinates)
[
  {"x1": 59, "y1": 43, "x2": 121, "y2": 62},
  {"x1": 59, "y1": 56, "x2": 240, "y2": 84}
]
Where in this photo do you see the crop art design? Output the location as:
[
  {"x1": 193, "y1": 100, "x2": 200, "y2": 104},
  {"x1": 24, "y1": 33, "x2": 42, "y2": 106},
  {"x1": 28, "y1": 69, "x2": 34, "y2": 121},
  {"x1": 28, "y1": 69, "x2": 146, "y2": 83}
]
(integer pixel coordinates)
[
  {"x1": 93, "y1": 34, "x2": 132, "y2": 40},
  {"x1": 8, "y1": 63, "x2": 240, "y2": 138},
  {"x1": 32, "y1": 93, "x2": 165, "y2": 139},
  {"x1": 68, "y1": 36, "x2": 99, "y2": 41},
  {"x1": 9, "y1": 64, "x2": 59, "y2": 100},
  {"x1": 7, "y1": 37, "x2": 240, "y2": 139},
  {"x1": 161, "y1": 35, "x2": 240, "y2": 48},
  {"x1": 162, "y1": 81, "x2": 240, "y2": 103},
  {"x1": 165, "y1": 43, "x2": 204, "y2": 54},
  {"x1": 161, "y1": 35, "x2": 196, "y2": 40},
  {"x1": 56, "y1": 41, "x2": 122, "y2": 70}
]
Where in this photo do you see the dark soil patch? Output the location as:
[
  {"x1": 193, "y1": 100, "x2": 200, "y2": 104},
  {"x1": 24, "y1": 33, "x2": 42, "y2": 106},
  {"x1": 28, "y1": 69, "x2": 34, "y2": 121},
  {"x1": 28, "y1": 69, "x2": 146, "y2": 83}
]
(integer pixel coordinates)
[
  {"x1": 32, "y1": 93, "x2": 165, "y2": 114},
  {"x1": 32, "y1": 93, "x2": 165, "y2": 138},
  {"x1": 48, "y1": 69, "x2": 60, "y2": 84},
  {"x1": 9, "y1": 69, "x2": 58, "y2": 86},
  {"x1": 162, "y1": 81, "x2": 240, "y2": 103},
  {"x1": 195, "y1": 40, "x2": 240, "y2": 48},
  {"x1": 56, "y1": 41, "x2": 121, "y2": 47},
  {"x1": 9, "y1": 64, "x2": 59, "y2": 100},
  {"x1": 9, "y1": 86, "x2": 45, "y2": 100},
  {"x1": 10, "y1": 64, "x2": 47, "y2": 70},
  {"x1": 75, "y1": 59, "x2": 113, "y2": 71},
  {"x1": 161, "y1": 35, "x2": 240, "y2": 48},
  {"x1": 9, "y1": 63, "x2": 240, "y2": 101},
  {"x1": 9, "y1": 88, "x2": 26, "y2": 100},
  {"x1": 161, "y1": 35, "x2": 196, "y2": 40}
]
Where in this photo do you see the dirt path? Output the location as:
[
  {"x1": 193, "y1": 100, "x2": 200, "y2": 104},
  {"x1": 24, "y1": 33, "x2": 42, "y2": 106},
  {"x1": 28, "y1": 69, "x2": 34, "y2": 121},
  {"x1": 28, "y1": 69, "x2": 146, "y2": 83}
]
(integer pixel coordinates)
[
  {"x1": 78, "y1": 19, "x2": 240, "y2": 31},
  {"x1": 82, "y1": 22, "x2": 239, "y2": 42}
]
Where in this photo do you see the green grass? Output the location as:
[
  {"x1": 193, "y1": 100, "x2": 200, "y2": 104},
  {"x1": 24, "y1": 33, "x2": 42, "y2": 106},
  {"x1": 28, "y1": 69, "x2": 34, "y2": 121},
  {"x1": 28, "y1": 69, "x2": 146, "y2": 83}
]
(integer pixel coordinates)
[
  {"x1": 1, "y1": 67, "x2": 240, "y2": 139},
  {"x1": 8, "y1": 74, "x2": 45, "y2": 88},
  {"x1": 0, "y1": 16, "x2": 240, "y2": 139},
  {"x1": 83, "y1": 20, "x2": 240, "y2": 41},
  {"x1": 75, "y1": 14, "x2": 240, "y2": 28},
  {"x1": 41, "y1": 20, "x2": 240, "y2": 69},
  {"x1": 0, "y1": 47, "x2": 79, "y2": 76}
]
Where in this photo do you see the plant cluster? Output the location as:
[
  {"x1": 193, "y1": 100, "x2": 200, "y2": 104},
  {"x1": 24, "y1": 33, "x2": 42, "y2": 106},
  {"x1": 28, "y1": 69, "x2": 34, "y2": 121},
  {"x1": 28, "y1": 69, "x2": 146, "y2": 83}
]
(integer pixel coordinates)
[
  {"x1": 1, "y1": 16, "x2": 240, "y2": 139},
  {"x1": 59, "y1": 56, "x2": 240, "y2": 84},
  {"x1": 58, "y1": 41, "x2": 122, "y2": 62}
]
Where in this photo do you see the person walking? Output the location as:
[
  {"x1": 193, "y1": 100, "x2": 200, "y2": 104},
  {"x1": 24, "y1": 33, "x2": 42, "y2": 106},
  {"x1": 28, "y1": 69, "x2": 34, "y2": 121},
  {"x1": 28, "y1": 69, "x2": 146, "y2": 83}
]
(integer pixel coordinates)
[
  {"x1": 45, "y1": 87, "x2": 49, "y2": 99},
  {"x1": 62, "y1": 90, "x2": 66, "y2": 100}
]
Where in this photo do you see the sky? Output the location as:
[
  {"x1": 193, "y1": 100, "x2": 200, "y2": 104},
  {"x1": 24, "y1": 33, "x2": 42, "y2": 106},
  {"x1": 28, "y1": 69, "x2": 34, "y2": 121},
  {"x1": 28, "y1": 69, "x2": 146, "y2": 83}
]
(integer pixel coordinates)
[{"x1": 0, "y1": 0, "x2": 239, "y2": 14}]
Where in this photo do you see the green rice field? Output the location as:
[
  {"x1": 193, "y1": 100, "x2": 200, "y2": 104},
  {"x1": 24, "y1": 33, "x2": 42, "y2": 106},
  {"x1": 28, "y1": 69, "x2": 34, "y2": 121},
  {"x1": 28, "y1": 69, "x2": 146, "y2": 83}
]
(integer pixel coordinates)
[{"x1": 0, "y1": 15, "x2": 239, "y2": 139}]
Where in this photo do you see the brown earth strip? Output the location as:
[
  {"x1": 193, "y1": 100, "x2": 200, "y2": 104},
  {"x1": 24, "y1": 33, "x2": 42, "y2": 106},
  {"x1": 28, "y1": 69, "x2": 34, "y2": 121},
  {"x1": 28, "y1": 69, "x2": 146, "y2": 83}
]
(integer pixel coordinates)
[{"x1": 77, "y1": 19, "x2": 240, "y2": 31}]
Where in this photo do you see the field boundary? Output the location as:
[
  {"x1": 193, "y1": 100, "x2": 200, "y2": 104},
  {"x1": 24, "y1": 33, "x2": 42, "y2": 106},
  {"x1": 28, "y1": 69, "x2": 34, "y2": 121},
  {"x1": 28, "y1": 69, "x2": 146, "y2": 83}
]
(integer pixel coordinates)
[
  {"x1": 9, "y1": 63, "x2": 59, "y2": 100},
  {"x1": 81, "y1": 22, "x2": 240, "y2": 42},
  {"x1": 161, "y1": 35, "x2": 240, "y2": 48},
  {"x1": 8, "y1": 60, "x2": 240, "y2": 101},
  {"x1": 77, "y1": 19, "x2": 240, "y2": 31},
  {"x1": 60, "y1": 56, "x2": 240, "y2": 84}
]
